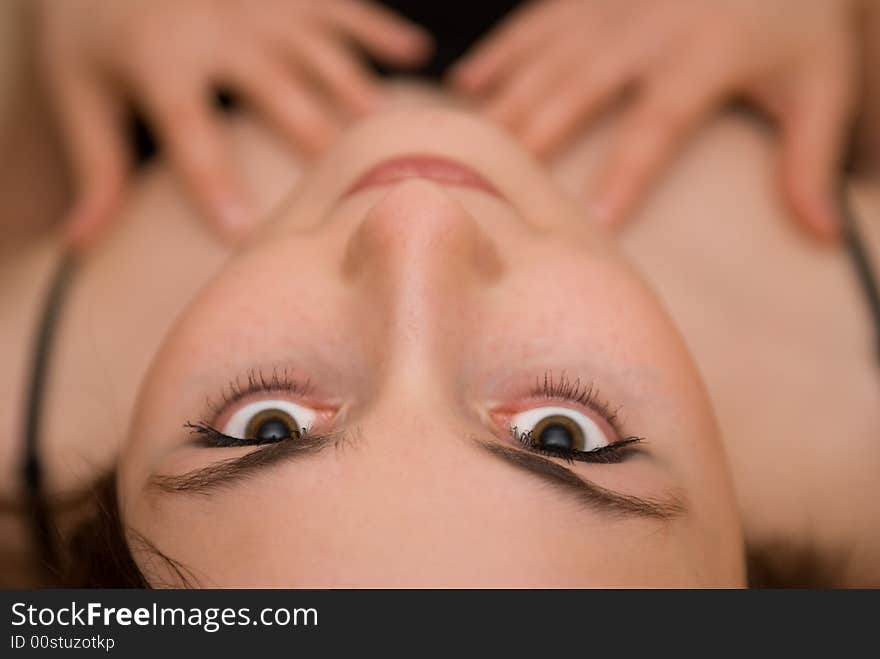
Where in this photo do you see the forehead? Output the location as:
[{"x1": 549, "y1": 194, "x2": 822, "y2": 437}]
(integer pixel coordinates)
[{"x1": 131, "y1": 424, "x2": 720, "y2": 588}]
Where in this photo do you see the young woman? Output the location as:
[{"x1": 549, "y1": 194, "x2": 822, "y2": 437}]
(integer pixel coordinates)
[
  {"x1": 3, "y1": 0, "x2": 879, "y2": 587},
  {"x1": 2, "y1": 78, "x2": 879, "y2": 586}
]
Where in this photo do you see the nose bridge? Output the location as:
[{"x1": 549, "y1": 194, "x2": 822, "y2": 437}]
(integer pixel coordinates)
[
  {"x1": 341, "y1": 180, "x2": 502, "y2": 360},
  {"x1": 353, "y1": 373, "x2": 470, "y2": 473}
]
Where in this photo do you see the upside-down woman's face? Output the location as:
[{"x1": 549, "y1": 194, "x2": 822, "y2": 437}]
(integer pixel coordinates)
[{"x1": 118, "y1": 109, "x2": 744, "y2": 587}]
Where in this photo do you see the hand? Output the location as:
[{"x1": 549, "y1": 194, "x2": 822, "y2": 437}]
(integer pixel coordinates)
[
  {"x1": 451, "y1": 0, "x2": 860, "y2": 240},
  {"x1": 35, "y1": 0, "x2": 431, "y2": 247}
]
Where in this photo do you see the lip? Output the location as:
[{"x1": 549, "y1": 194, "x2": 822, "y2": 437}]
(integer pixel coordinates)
[{"x1": 344, "y1": 154, "x2": 502, "y2": 199}]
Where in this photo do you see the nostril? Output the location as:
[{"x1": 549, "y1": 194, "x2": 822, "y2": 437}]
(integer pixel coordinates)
[{"x1": 341, "y1": 179, "x2": 503, "y2": 282}]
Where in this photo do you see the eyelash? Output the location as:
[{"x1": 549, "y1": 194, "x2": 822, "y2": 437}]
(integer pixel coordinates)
[
  {"x1": 514, "y1": 371, "x2": 643, "y2": 464},
  {"x1": 189, "y1": 368, "x2": 316, "y2": 447},
  {"x1": 513, "y1": 429, "x2": 642, "y2": 465},
  {"x1": 184, "y1": 421, "x2": 311, "y2": 448},
  {"x1": 206, "y1": 368, "x2": 312, "y2": 417},
  {"x1": 189, "y1": 369, "x2": 644, "y2": 463},
  {"x1": 530, "y1": 371, "x2": 621, "y2": 431}
]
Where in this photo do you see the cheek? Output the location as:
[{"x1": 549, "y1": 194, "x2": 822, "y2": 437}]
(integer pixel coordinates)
[
  {"x1": 475, "y1": 254, "x2": 709, "y2": 428},
  {"x1": 540, "y1": 267, "x2": 688, "y2": 369},
  {"x1": 116, "y1": 249, "x2": 358, "y2": 494},
  {"x1": 472, "y1": 258, "x2": 743, "y2": 582}
]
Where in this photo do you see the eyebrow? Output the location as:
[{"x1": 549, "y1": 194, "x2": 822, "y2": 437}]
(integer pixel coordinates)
[
  {"x1": 149, "y1": 432, "x2": 685, "y2": 520},
  {"x1": 474, "y1": 440, "x2": 685, "y2": 520},
  {"x1": 148, "y1": 432, "x2": 344, "y2": 495}
]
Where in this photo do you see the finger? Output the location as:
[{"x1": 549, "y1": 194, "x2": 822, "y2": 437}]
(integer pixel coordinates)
[
  {"x1": 50, "y1": 69, "x2": 129, "y2": 249},
  {"x1": 228, "y1": 53, "x2": 340, "y2": 155},
  {"x1": 144, "y1": 82, "x2": 253, "y2": 240},
  {"x1": 778, "y1": 60, "x2": 855, "y2": 241},
  {"x1": 482, "y1": 35, "x2": 584, "y2": 128},
  {"x1": 449, "y1": 0, "x2": 566, "y2": 93},
  {"x1": 321, "y1": 0, "x2": 433, "y2": 67},
  {"x1": 518, "y1": 46, "x2": 637, "y2": 156},
  {"x1": 282, "y1": 27, "x2": 379, "y2": 115},
  {"x1": 592, "y1": 67, "x2": 726, "y2": 226}
]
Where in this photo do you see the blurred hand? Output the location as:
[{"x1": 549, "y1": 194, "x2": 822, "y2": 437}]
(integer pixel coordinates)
[
  {"x1": 36, "y1": 0, "x2": 431, "y2": 246},
  {"x1": 451, "y1": 0, "x2": 860, "y2": 239}
]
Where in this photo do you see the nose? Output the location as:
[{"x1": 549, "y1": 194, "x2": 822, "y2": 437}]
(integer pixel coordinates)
[{"x1": 341, "y1": 179, "x2": 504, "y2": 371}]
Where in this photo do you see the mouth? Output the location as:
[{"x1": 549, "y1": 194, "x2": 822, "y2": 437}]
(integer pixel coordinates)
[{"x1": 344, "y1": 154, "x2": 502, "y2": 200}]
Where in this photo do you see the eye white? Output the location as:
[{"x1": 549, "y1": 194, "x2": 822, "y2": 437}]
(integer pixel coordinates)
[
  {"x1": 221, "y1": 399, "x2": 317, "y2": 438},
  {"x1": 510, "y1": 406, "x2": 610, "y2": 451}
]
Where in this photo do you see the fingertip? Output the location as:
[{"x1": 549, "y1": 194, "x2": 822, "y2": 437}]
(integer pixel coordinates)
[
  {"x1": 305, "y1": 121, "x2": 342, "y2": 156},
  {"x1": 379, "y1": 26, "x2": 434, "y2": 68},
  {"x1": 520, "y1": 125, "x2": 557, "y2": 159},
  {"x1": 399, "y1": 28, "x2": 434, "y2": 61},
  {"x1": 62, "y1": 192, "x2": 118, "y2": 251},
  {"x1": 814, "y1": 221, "x2": 840, "y2": 243},
  {"x1": 482, "y1": 96, "x2": 521, "y2": 128},
  {"x1": 803, "y1": 197, "x2": 841, "y2": 243},
  {"x1": 346, "y1": 83, "x2": 381, "y2": 116},
  {"x1": 447, "y1": 65, "x2": 472, "y2": 89},
  {"x1": 783, "y1": 177, "x2": 841, "y2": 243},
  {"x1": 587, "y1": 178, "x2": 631, "y2": 228},
  {"x1": 447, "y1": 60, "x2": 489, "y2": 94},
  {"x1": 586, "y1": 197, "x2": 616, "y2": 227},
  {"x1": 64, "y1": 215, "x2": 97, "y2": 251},
  {"x1": 281, "y1": 99, "x2": 341, "y2": 156},
  {"x1": 211, "y1": 194, "x2": 258, "y2": 243}
]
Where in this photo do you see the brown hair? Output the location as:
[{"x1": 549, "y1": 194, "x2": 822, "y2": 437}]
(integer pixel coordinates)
[
  {"x1": 61, "y1": 473, "x2": 150, "y2": 587},
  {"x1": 60, "y1": 472, "x2": 194, "y2": 588}
]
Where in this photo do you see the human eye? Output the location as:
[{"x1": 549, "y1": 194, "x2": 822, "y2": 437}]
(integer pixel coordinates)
[
  {"x1": 185, "y1": 369, "x2": 336, "y2": 448},
  {"x1": 499, "y1": 372, "x2": 643, "y2": 464}
]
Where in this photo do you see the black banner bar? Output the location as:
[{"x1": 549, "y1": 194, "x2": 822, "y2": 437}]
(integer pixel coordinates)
[{"x1": 2, "y1": 589, "x2": 876, "y2": 653}]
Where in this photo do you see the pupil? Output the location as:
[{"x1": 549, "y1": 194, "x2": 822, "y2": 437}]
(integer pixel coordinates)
[
  {"x1": 255, "y1": 418, "x2": 293, "y2": 441},
  {"x1": 537, "y1": 423, "x2": 574, "y2": 450}
]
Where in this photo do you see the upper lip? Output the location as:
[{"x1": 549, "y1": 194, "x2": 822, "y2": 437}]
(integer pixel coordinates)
[{"x1": 344, "y1": 154, "x2": 502, "y2": 199}]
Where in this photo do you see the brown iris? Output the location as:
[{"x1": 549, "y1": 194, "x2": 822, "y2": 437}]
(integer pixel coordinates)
[
  {"x1": 530, "y1": 414, "x2": 586, "y2": 451},
  {"x1": 244, "y1": 408, "x2": 301, "y2": 442}
]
